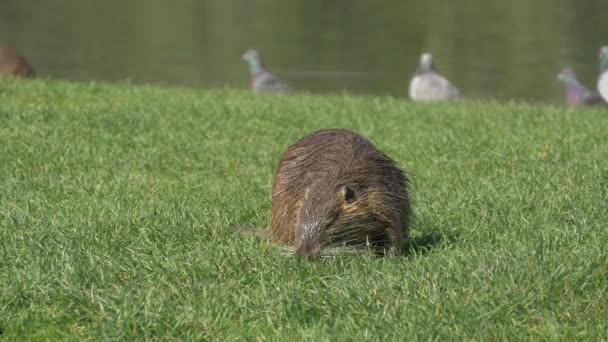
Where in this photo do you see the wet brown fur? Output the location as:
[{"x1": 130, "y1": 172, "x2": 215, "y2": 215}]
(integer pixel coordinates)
[
  {"x1": 0, "y1": 47, "x2": 35, "y2": 78},
  {"x1": 268, "y1": 128, "x2": 411, "y2": 256}
]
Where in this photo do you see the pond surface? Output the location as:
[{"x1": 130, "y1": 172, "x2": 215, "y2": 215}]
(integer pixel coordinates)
[{"x1": 2, "y1": 0, "x2": 608, "y2": 103}]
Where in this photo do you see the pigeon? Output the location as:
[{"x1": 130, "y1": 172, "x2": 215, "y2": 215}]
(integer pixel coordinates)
[
  {"x1": 409, "y1": 52, "x2": 459, "y2": 101},
  {"x1": 557, "y1": 68, "x2": 605, "y2": 106},
  {"x1": 0, "y1": 47, "x2": 35, "y2": 78},
  {"x1": 241, "y1": 49, "x2": 292, "y2": 93},
  {"x1": 597, "y1": 46, "x2": 608, "y2": 102}
]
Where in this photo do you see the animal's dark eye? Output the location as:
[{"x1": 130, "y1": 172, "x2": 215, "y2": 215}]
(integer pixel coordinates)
[{"x1": 343, "y1": 185, "x2": 356, "y2": 203}]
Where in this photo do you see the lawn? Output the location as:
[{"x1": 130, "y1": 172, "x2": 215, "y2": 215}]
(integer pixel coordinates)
[{"x1": 1, "y1": 78, "x2": 607, "y2": 340}]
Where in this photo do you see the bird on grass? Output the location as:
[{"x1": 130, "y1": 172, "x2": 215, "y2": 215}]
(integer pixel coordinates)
[
  {"x1": 597, "y1": 46, "x2": 608, "y2": 103},
  {"x1": 409, "y1": 52, "x2": 459, "y2": 102},
  {"x1": 557, "y1": 68, "x2": 605, "y2": 106},
  {"x1": 241, "y1": 49, "x2": 292, "y2": 93},
  {"x1": 0, "y1": 47, "x2": 35, "y2": 78}
]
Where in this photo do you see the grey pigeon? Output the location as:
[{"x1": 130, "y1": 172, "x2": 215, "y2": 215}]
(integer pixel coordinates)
[
  {"x1": 557, "y1": 68, "x2": 605, "y2": 106},
  {"x1": 409, "y1": 52, "x2": 459, "y2": 101},
  {"x1": 598, "y1": 46, "x2": 608, "y2": 102},
  {"x1": 241, "y1": 49, "x2": 292, "y2": 93}
]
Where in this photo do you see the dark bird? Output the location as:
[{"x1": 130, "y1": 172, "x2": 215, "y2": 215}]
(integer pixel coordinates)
[{"x1": 0, "y1": 47, "x2": 35, "y2": 78}]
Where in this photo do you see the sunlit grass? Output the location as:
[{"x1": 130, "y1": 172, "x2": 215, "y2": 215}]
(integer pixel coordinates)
[{"x1": 1, "y1": 78, "x2": 607, "y2": 340}]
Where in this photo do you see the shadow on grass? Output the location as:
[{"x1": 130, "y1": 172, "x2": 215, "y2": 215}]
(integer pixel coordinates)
[
  {"x1": 231, "y1": 222, "x2": 458, "y2": 259},
  {"x1": 402, "y1": 229, "x2": 457, "y2": 257}
]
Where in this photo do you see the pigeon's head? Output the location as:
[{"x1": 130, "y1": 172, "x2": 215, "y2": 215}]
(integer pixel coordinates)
[
  {"x1": 241, "y1": 49, "x2": 265, "y2": 74},
  {"x1": 600, "y1": 46, "x2": 608, "y2": 72},
  {"x1": 241, "y1": 49, "x2": 261, "y2": 63},
  {"x1": 557, "y1": 68, "x2": 577, "y2": 83},
  {"x1": 419, "y1": 52, "x2": 435, "y2": 72}
]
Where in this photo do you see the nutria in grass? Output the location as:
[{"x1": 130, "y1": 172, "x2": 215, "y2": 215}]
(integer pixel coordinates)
[
  {"x1": 0, "y1": 47, "x2": 35, "y2": 78},
  {"x1": 253, "y1": 128, "x2": 411, "y2": 257}
]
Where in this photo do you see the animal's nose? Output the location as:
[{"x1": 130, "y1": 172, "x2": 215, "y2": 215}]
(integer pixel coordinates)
[{"x1": 294, "y1": 242, "x2": 321, "y2": 258}]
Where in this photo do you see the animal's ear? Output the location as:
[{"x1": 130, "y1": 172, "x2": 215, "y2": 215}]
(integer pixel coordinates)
[{"x1": 341, "y1": 185, "x2": 356, "y2": 203}]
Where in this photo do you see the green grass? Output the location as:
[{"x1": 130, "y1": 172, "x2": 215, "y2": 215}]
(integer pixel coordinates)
[{"x1": 1, "y1": 78, "x2": 607, "y2": 340}]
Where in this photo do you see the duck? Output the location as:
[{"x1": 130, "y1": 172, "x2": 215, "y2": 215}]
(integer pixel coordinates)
[
  {"x1": 557, "y1": 68, "x2": 605, "y2": 106},
  {"x1": 0, "y1": 47, "x2": 35, "y2": 78},
  {"x1": 241, "y1": 49, "x2": 292, "y2": 93},
  {"x1": 409, "y1": 52, "x2": 459, "y2": 101}
]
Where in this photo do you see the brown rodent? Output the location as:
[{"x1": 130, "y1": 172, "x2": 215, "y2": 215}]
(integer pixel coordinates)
[
  {"x1": 0, "y1": 47, "x2": 35, "y2": 78},
  {"x1": 268, "y1": 128, "x2": 411, "y2": 257}
]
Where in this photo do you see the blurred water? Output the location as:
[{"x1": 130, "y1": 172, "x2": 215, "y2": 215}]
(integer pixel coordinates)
[{"x1": 1, "y1": 0, "x2": 608, "y2": 102}]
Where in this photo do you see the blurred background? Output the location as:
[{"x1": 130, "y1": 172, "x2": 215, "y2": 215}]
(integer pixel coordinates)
[{"x1": 1, "y1": 0, "x2": 608, "y2": 103}]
